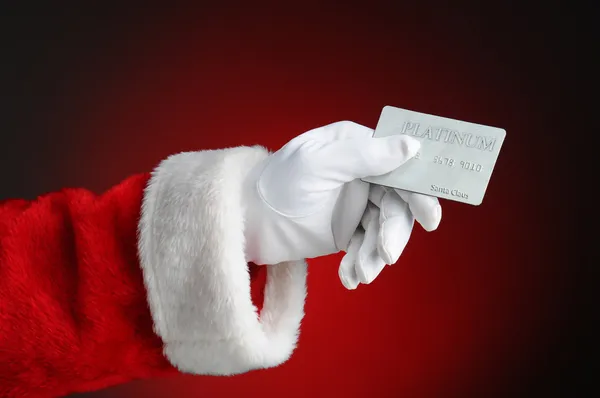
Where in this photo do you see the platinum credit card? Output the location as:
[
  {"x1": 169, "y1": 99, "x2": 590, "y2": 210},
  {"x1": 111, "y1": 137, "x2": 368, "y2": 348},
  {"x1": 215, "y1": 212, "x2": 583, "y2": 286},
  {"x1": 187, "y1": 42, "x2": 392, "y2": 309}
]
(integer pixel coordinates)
[{"x1": 362, "y1": 106, "x2": 506, "y2": 205}]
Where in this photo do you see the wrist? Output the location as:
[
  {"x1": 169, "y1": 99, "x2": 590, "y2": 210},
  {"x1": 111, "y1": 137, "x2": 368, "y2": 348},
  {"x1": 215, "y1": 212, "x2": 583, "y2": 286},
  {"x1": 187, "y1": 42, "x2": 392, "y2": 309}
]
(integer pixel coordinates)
[
  {"x1": 242, "y1": 155, "x2": 271, "y2": 264},
  {"x1": 138, "y1": 145, "x2": 307, "y2": 375}
]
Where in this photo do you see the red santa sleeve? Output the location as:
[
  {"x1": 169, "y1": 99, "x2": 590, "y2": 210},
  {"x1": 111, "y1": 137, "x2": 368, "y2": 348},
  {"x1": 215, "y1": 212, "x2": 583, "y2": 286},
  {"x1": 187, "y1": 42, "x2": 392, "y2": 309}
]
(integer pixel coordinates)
[{"x1": 0, "y1": 145, "x2": 308, "y2": 397}]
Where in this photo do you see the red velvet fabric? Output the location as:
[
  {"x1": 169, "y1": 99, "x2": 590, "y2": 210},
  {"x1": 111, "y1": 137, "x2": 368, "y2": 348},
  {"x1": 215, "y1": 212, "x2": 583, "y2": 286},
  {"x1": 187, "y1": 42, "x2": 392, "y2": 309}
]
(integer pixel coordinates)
[{"x1": 0, "y1": 174, "x2": 266, "y2": 397}]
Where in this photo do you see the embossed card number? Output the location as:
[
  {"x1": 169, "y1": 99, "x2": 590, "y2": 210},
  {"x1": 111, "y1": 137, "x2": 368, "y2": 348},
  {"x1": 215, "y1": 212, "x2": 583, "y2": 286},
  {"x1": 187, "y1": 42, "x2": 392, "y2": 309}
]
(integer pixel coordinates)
[{"x1": 362, "y1": 106, "x2": 506, "y2": 205}]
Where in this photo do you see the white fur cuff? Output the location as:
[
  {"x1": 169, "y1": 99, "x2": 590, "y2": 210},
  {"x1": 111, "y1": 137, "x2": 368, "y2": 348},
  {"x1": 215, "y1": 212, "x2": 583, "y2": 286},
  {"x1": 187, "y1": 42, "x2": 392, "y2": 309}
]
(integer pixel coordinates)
[{"x1": 137, "y1": 145, "x2": 307, "y2": 375}]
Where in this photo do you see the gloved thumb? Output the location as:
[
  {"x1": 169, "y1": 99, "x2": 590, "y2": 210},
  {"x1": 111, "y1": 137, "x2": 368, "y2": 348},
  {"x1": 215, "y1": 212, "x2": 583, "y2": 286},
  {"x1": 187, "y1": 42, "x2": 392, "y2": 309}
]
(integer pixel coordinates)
[{"x1": 314, "y1": 135, "x2": 421, "y2": 184}]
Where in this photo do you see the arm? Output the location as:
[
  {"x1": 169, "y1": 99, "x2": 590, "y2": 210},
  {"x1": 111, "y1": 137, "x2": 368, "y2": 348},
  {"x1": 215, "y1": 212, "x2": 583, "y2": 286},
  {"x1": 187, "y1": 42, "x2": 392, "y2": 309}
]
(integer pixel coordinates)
[{"x1": 0, "y1": 145, "x2": 307, "y2": 397}]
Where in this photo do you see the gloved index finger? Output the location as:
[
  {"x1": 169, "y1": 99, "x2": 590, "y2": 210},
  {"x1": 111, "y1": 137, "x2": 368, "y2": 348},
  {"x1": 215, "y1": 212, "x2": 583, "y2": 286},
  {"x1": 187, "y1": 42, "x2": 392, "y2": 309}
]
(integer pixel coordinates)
[
  {"x1": 394, "y1": 189, "x2": 442, "y2": 232},
  {"x1": 312, "y1": 135, "x2": 420, "y2": 188}
]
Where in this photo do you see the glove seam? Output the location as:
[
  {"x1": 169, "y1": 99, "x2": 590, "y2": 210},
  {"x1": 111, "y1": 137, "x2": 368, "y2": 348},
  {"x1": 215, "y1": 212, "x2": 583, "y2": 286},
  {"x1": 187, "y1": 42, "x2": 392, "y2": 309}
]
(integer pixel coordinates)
[{"x1": 255, "y1": 164, "x2": 330, "y2": 220}]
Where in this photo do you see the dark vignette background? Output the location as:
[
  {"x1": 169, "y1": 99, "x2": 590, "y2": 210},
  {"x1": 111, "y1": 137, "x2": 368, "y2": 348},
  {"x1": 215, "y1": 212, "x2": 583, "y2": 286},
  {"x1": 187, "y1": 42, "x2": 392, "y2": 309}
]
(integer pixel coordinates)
[{"x1": 0, "y1": 2, "x2": 591, "y2": 398}]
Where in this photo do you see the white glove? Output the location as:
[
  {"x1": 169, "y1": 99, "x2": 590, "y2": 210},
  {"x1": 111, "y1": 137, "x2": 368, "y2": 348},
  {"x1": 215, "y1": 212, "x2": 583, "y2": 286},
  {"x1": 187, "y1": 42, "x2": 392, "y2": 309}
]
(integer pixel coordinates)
[{"x1": 243, "y1": 121, "x2": 442, "y2": 289}]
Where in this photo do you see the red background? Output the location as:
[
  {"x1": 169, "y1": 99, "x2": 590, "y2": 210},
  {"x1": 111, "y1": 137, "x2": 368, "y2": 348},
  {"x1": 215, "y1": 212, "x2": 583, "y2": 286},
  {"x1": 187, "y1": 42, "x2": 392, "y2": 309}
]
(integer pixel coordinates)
[{"x1": 1, "y1": 3, "x2": 586, "y2": 397}]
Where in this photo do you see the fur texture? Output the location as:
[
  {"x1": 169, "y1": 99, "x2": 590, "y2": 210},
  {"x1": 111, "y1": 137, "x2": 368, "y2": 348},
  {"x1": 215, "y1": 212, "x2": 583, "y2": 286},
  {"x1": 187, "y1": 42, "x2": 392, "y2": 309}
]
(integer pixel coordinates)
[
  {"x1": 138, "y1": 145, "x2": 307, "y2": 376},
  {"x1": 0, "y1": 174, "x2": 177, "y2": 397},
  {"x1": 0, "y1": 145, "x2": 296, "y2": 397}
]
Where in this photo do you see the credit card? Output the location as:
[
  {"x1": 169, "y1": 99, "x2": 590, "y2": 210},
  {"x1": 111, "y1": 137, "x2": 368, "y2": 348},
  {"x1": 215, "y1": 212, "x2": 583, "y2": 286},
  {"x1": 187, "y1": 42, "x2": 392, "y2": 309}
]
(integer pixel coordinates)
[{"x1": 362, "y1": 106, "x2": 506, "y2": 205}]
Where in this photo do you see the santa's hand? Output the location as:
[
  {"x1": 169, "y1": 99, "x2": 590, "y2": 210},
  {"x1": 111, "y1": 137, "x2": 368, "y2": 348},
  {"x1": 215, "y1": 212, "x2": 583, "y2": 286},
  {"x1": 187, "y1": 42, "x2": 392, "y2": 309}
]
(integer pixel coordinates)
[{"x1": 243, "y1": 121, "x2": 441, "y2": 288}]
